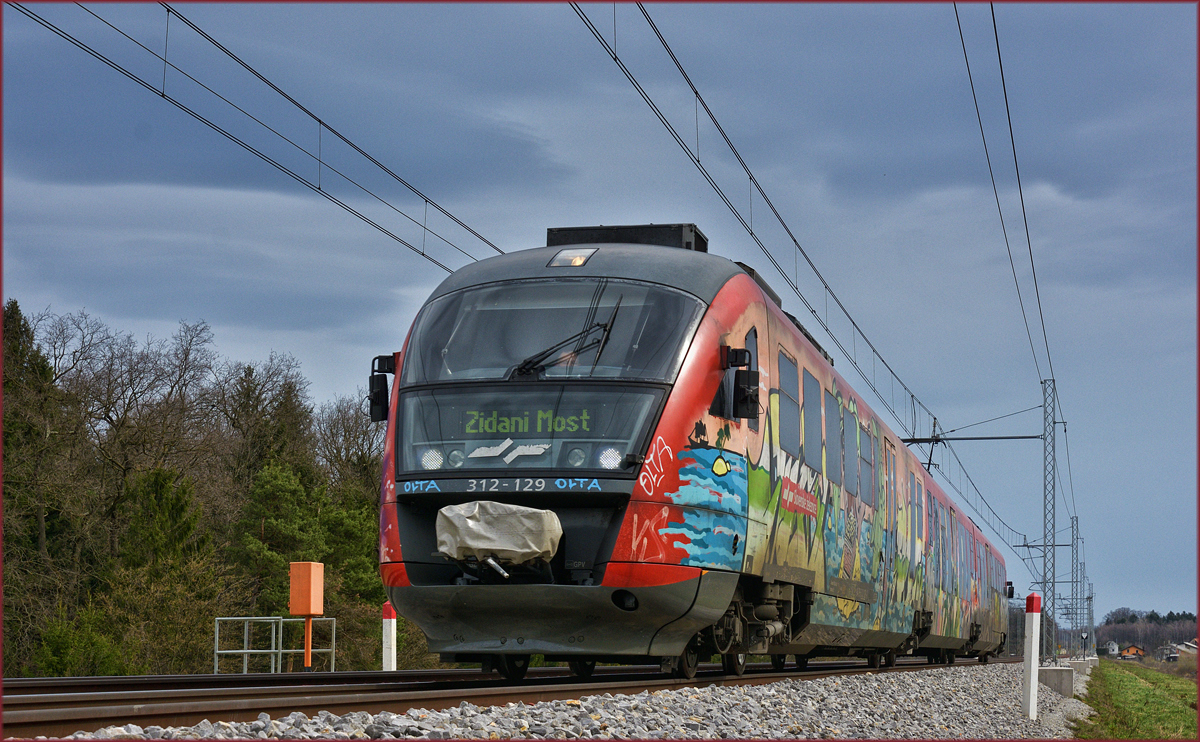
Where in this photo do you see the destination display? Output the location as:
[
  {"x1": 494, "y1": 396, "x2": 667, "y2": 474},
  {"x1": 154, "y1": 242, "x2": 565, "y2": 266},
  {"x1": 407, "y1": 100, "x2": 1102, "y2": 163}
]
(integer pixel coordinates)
[
  {"x1": 463, "y1": 408, "x2": 592, "y2": 437},
  {"x1": 398, "y1": 385, "x2": 664, "y2": 474}
]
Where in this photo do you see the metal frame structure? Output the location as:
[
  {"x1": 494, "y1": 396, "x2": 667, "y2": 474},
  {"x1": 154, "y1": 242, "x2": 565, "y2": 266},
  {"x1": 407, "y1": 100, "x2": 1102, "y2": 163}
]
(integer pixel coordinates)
[{"x1": 213, "y1": 616, "x2": 337, "y2": 673}]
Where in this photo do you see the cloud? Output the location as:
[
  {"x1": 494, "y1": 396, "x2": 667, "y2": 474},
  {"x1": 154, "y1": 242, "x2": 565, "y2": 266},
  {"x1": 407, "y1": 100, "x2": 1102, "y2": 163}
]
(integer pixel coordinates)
[{"x1": 2, "y1": 175, "x2": 451, "y2": 337}]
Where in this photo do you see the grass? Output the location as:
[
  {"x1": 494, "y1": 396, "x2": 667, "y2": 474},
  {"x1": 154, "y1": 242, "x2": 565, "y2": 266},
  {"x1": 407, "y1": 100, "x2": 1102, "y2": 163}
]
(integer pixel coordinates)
[
  {"x1": 1070, "y1": 659, "x2": 1198, "y2": 740},
  {"x1": 1142, "y1": 652, "x2": 1198, "y2": 681}
]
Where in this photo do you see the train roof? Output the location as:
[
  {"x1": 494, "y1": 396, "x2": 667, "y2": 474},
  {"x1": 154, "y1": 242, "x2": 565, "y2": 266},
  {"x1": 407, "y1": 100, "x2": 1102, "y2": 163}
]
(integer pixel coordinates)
[{"x1": 427, "y1": 243, "x2": 746, "y2": 305}]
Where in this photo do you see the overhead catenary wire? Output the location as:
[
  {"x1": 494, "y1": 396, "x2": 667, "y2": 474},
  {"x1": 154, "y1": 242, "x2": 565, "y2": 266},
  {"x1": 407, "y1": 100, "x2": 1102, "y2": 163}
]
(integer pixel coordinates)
[
  {"x1": 575, "y1": 2, "x2": 1041, "y2": 576},
  {"x1": 952, "y1": 2, "x2": 1042, "y2": 383},
  {"x1": 942, "y1": 404, "x2": 1041, "y2": 434},
  {"x1": 70, "y1": 3, "x2": 474, "y2": 267},
  {"x1": 11, "y1": 2, "x2": 496, "y2": 273},
  {"x1": 159, "y1": 3, "x2": 504, "y2": 258},
  {"x1": 991, "y1": 3, "x2": 1056, "y2": 383}
]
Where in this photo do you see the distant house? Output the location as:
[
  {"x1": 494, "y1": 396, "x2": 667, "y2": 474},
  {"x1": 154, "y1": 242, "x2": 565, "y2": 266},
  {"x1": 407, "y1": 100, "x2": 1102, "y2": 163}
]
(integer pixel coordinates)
[
  {"x1": 1120, "y1": 644, "x2": 1145, "y2": 661},
  {"x1": 1179, "y1": 641, "x2": 1198, "y2": 655},
  {"x1": 1103, "y1": 640, "x2": 1119, "y2": 656},
  {"x1": 1155, "y1": 644, "x2": 1181, "y2": 662}
]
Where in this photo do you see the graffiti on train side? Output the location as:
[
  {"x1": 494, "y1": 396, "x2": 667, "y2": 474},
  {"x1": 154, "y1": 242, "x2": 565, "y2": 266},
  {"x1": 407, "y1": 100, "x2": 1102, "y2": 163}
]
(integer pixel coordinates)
[
  {"x1": 638, "y1": 436, "x2": 675, "y2": 498},
  {"x1": 630, "y1": 504, "x2": 671, "y2": 562}
]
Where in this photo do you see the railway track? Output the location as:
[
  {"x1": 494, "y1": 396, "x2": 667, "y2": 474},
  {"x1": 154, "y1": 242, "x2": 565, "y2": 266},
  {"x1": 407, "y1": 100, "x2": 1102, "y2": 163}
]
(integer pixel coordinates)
[{"x1": 2, "y1": 657, "x2": 1020, "y2": 739}]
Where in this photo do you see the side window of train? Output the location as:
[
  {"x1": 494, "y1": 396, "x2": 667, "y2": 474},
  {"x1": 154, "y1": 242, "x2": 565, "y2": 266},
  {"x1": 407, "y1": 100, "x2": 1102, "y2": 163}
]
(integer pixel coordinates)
[
  {"x1": 916, "y1": 478, "x2": 924, "y2": 542},
  {"x1": 902, "y1": 470, "x2": 912, "y2": 540},
  {"x1": 859, "y1": 428, "x2": 875, "y2": 508},
  {"x1": 843, "y1": 408, "x2": 858, "y2": 497},
  {"x1": 824, "y1": 389, "x2": 842, "y2": 485},
  {"x1": 777, "y1": 350, "x2": 800, "y2": 457},
  {"x1": 802, "y1": 369, "x2": 822, "y2": 472},
  {"x1": 926, "y1": 490, "x2": 934, "y2": 551},
  {"x1": 941, "y1": 505, "x2": 950, "y2": 591},
  {"x1": 745, "y1": 329, "x2": 759, "y2": 431}
]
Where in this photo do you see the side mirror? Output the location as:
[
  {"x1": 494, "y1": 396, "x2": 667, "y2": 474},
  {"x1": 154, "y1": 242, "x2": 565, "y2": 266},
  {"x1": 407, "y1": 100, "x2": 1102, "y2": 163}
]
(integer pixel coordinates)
[
  {"x1": 721, "y1": 345, "x2": 751, "y2": 368},
  {"x1": 732, "y1": 369, "x2": 759, "y2": 419},
  {"x1": 1006, "y1": 581, "x2": 1014, "y2": 599},
  {"x1": 369, "y1": 374, "x2": 390, "y2": 422},
  {"x1": 369, "y1": 354, "x2": 397, "y2": 423}
]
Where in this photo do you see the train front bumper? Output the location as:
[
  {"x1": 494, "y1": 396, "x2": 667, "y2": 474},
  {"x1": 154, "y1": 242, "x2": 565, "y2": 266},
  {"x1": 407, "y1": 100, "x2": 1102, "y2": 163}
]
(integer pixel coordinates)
[{"x1": 385, "y1": 567, "x2": 737, "y2": 658}]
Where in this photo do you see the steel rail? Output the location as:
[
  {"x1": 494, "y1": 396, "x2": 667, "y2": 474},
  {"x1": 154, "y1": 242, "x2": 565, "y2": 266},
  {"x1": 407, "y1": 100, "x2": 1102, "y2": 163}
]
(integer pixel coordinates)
[{"x1": 2, "y1": 658, "x2": 1019, "y2": 739}]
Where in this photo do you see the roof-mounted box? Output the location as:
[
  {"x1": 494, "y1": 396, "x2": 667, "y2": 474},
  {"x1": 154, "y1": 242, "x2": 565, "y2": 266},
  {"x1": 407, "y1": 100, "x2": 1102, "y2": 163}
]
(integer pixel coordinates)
[{"x1": 546, "y1": 223, "x2": 708, "y2": 253}]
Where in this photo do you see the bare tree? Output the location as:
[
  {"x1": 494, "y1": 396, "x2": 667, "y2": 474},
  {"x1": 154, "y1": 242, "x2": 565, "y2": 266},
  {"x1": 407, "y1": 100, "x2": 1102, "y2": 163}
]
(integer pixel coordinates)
[{"x1": 314, "y1": 389, "x2": 384, "y2": 505}]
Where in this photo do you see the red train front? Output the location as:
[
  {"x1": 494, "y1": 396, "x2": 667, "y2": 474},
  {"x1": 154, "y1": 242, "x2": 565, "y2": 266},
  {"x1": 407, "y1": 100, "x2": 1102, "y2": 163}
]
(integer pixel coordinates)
[{"x1": 374, "y1": 224, "x2": 1010, "y2": 680}]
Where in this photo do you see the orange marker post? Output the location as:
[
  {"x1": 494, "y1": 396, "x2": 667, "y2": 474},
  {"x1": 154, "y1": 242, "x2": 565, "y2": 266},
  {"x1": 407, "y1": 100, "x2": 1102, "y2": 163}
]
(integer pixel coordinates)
[{"x1": 289, "y1": 562, "x2": 324, "y2": 672}]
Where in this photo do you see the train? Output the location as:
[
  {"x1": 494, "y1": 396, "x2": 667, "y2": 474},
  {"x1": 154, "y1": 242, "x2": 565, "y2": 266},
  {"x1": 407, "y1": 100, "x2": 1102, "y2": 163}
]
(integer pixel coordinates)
[{"x1": 372, "y1": 223, "x2": 1014, "y2": 680}]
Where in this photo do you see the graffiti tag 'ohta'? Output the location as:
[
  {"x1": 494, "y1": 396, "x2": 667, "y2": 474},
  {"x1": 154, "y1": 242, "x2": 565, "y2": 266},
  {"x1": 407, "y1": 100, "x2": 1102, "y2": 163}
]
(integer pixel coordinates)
[{"x1": 638, "y1": 436, "x2": 675, "y2": 497}]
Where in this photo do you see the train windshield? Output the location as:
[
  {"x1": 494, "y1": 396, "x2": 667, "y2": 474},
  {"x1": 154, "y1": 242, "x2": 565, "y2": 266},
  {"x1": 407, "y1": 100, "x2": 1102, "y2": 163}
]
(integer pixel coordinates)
[
  {"x1": 401, "y1": 278, "x2": 704, "y2": 385},
  {"x1": 399, "y1": 385, "x2": 664, "y2": 474}
]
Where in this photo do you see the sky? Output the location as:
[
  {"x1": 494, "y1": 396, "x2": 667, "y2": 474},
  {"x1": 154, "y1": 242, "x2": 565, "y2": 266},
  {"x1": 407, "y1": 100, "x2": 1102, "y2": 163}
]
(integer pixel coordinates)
[{"x1": 3, "y1": 2, "x2": 1196, "y2": 625}]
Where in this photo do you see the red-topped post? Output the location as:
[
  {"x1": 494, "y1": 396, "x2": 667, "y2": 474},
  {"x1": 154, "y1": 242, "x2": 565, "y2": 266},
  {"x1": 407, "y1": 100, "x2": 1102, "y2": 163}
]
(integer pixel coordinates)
[{"x1": 1022, "y1": 593, "x2": 1042, "y2": 719}]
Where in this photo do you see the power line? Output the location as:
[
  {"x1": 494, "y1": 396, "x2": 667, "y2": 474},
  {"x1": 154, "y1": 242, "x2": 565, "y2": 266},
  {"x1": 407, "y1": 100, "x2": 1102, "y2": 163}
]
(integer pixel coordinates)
[
  {"x1": 990, "y1": 3, "x2": 1056, "y2": 382},
  {"x1": 574, "y1": 2, "x2": 1041, "y2": 577},
  {"x1": 159, "y1": 3, "x2": 503, "y2": 258},
  {"x1": 10, "y1": 2, "x2": 491, "y2": 273},
  {"x1": 71, "y1": 2, "x2": 474, "y2": 268},
  {"x1": 952, "y1": 2, "x2": 1042, "y2": 383},
  {"x1": 943, "y1": 404, "x2": 1041, "y2": 434}
]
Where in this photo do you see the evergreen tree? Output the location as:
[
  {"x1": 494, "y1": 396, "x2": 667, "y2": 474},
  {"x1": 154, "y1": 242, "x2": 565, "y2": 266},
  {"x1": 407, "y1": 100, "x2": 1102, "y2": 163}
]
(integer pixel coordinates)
[
  {"x1": 120, "y1": 468, "x2": 209, "y2": 571},
  {"x1": 230, "y1": 461, "x2": 329, "y2": 615}
]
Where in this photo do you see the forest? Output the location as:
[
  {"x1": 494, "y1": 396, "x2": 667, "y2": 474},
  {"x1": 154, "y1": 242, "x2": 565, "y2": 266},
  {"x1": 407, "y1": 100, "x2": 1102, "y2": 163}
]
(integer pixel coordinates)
[
  {"x1": 1095, "y1": 607, "x2": 1198, "y2": 652},
  {"x1": 2, "y1": 300, "x2": 435, "y2": 676}
]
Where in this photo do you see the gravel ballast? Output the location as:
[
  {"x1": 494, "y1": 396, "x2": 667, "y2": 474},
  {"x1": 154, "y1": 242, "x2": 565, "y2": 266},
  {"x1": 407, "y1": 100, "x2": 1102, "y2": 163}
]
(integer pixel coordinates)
[{"x1": 57, "y1": 663, "x2": 1095, "y2": 740}]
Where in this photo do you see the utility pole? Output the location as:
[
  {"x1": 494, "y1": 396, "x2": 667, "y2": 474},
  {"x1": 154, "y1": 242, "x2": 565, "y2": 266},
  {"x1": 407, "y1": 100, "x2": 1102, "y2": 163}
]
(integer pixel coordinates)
[
  {"x1": 1087, "y1": 581, "x2": 1095, "y2": 655},
  {"x1": 1071, "y1": 516, "x2": 1080, "y2": 657},
  {"x1": 1042, "y1": 379, "x2": 1057, "y2": 664}
]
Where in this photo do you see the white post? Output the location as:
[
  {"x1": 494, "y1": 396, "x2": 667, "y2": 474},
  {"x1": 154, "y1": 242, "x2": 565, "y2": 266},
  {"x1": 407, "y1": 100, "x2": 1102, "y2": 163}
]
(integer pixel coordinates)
[
  {"x1": 1022, "y1": 593, "x2": 1042, "y2": 720},
  {"x1": 382, "y1": 600, "x2": 398, "y2": 671}
]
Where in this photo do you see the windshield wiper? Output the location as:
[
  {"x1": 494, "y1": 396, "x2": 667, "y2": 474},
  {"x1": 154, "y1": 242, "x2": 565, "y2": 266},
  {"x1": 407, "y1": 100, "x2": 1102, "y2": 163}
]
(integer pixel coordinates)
[
  {"x1": 509, "y1": 322, "x2": 607, "y2": 379},
  {"x1": 589, "y1": 295, "x2": 622, "y2": 375},
  {"x1": 508, "y1": 297, "x2": 622, "y2": 380}
]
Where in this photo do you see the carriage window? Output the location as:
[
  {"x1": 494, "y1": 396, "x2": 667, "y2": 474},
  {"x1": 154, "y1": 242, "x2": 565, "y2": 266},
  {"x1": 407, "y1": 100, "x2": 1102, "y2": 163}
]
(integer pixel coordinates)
[
  {"x1": 927, "y1": 490, "x2": 935, "y2": 549},
  {"x1": 824, "y1": 390, "x2": 842, "y2": 485},
  {"x1": 908, "y1": 472, "x2": 916, "y2": 535},
  {"x1": 916, "y1": 479, "x2": 924, "y2": 541},
  {"x1": 843, "y1": 409, "x2": 858, "y2": 496},
  {"x1": 778, "y1": 351, "x2": 800, "y2": 457},
  {"x1": 859, "y1": 429, "x2": 875, "y2": 507},
  {"x1": 745, "y1": 328, "x2": 759, "y2": 431},
  {"x1": 802, "y1": 370, "x2": 822, "y2": 472}
]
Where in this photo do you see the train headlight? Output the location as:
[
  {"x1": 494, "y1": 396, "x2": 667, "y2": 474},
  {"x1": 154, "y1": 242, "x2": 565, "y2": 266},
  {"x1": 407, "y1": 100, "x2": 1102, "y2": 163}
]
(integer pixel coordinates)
[
  {"x1": 597, "y1": 447, "x2": 623, "y2": 470},
  {"x1": 446, "y1": 449, "x2": 465, "y2": 468},
  {"x1": 420, "y1": 448, "x2": 444, "y2": 470},
  {"x1": 567, "y1": 447, "x2": 587, "y2": 467}
]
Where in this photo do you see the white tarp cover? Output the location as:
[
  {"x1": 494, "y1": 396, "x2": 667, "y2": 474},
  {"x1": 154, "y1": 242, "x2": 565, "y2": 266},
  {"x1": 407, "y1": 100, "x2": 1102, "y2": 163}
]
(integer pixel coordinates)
[{"x1": 436, "y1": 500, "x2": 563, "y2": 564}]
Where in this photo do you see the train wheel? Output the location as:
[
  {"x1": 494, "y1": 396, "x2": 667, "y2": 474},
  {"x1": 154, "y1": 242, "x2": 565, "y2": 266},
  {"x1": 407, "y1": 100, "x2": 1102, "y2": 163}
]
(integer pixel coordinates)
[
  {"x1": 867, "y1": 653, "x2": 881, "y2": 669},
  {"x1": 794, "y1": 656, "x2": 808, "y2": 670},
  {"x1": 926, "y1": 654, "x2": 937, "y2": 665},
  {"x1": 675, "y1": 643, "x2": 700, "y2": 680},
  {"x1": 721, "y1": 652, "x2": 747, "y2": 676},
  {"x1": 770, "y1": 654, "x2": 787, "y2": 671},
  {"x1": 883, "y1": 651, "x2": 897, "y2": 668},
  {"x1": 978, "y1": 653, "x2": 989, "y2": 664},
  {"x1": 497, "y1": 654, "x2": 530, "y2": 681},
  {"x1": 944, "y1": 650, "x2": 955, "y2": 665},
  {"x1": 569, "y1": 660, "x2": 597, "y2": 678}
]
